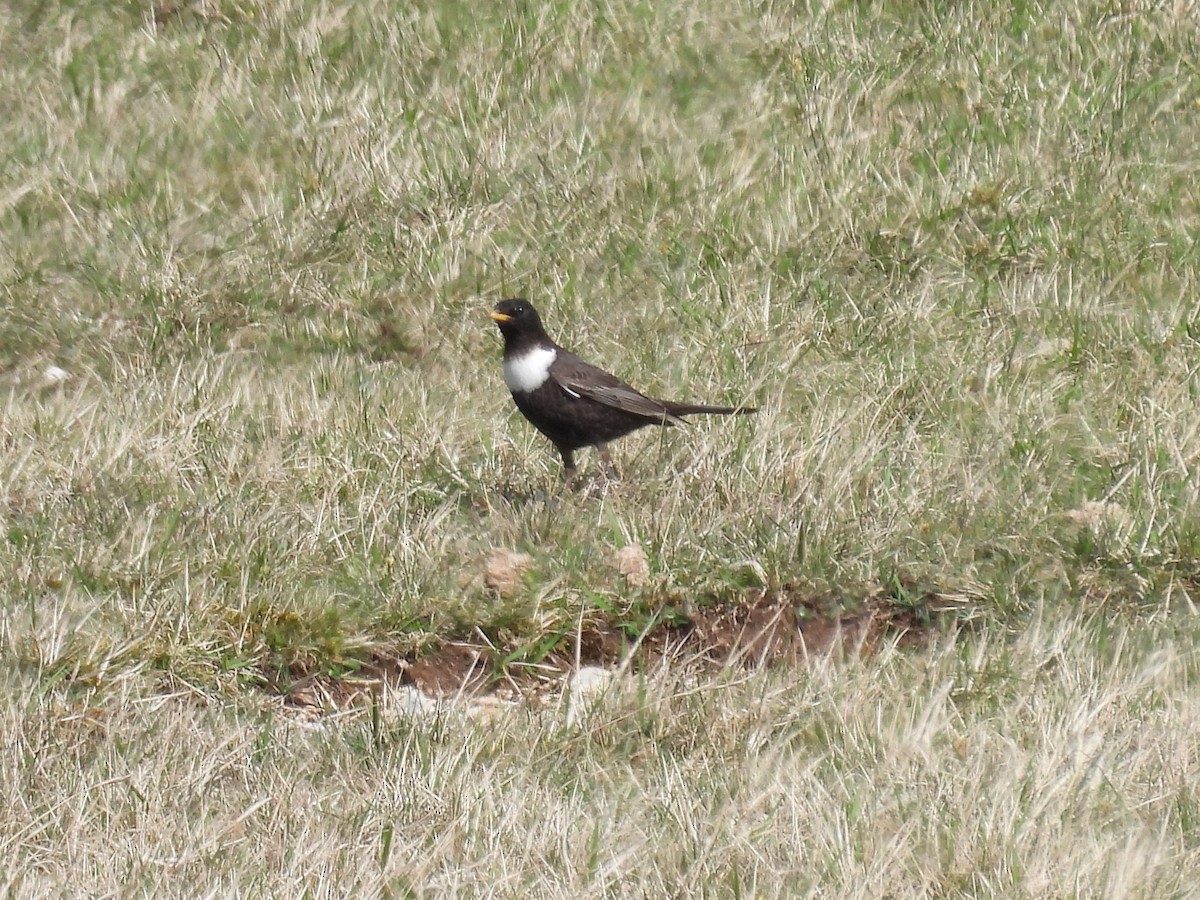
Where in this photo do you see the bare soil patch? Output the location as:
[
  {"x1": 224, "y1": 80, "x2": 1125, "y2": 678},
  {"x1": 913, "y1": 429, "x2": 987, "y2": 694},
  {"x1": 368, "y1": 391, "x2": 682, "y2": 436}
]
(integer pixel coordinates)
[{"x1": 279, "y1": 580, "x2": 976, "y2": 714}]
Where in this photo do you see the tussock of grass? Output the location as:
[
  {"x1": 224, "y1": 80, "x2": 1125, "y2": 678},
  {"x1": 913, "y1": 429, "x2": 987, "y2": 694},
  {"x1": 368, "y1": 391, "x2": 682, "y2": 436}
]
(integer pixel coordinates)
[{"x1": 2, "y1": 0, "x2": 1200, "y2": 889}]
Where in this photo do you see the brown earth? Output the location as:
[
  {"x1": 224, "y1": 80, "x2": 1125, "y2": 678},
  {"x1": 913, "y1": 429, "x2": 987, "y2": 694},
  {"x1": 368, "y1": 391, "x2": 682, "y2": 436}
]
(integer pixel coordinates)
[{"x1": 279, "y1": 580, "x2": 978, "y2": 715}]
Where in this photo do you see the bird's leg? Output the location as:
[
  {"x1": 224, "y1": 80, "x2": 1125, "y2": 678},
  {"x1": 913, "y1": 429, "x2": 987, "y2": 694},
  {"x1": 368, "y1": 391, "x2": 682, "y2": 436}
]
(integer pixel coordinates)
[{"x1": 559, "y1": 448, "x2": 580, "y2": 491}]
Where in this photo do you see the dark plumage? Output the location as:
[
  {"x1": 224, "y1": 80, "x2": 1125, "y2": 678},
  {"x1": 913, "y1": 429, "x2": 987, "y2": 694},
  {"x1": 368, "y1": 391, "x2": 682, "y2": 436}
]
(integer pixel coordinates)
[{"x1": 489, "y1": 298, "x2": 756, "y2": 483}]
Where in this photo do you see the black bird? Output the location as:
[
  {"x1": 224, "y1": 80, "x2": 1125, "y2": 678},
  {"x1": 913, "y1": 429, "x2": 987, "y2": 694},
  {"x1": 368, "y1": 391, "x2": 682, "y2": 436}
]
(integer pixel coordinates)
[{"x1": 489, "y1": 298, "x2": 756, "y2": 484}]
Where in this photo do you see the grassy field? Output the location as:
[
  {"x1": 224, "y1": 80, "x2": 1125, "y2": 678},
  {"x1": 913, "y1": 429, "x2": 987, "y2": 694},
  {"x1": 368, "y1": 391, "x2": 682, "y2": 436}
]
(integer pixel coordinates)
[{"x1": 2, "y1": 0, "x2": 1199, "y2": 893}]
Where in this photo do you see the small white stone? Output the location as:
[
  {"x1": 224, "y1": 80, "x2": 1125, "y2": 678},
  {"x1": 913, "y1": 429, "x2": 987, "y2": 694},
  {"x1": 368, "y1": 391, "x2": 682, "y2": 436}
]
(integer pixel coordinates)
[
  {"x1": 39, "y1": 365, "x2": 70, "y2": 388},
  {"x1": 566, "y1": 666, "x2": 616, "y2": 726},
  {"x1": 385, "y1": 685, "x2": 440, "y2": 718}
]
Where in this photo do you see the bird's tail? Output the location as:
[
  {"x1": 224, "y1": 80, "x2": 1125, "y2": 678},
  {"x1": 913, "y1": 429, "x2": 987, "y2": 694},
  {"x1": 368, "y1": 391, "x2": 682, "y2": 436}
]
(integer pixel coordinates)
[{"x1": 663, "y1": 401, "x2": 757, "y2": 417}]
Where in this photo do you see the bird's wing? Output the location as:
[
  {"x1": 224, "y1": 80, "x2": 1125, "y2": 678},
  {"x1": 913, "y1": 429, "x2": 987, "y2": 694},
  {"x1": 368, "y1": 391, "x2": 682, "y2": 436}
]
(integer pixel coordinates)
[{"x1": 551, "y1": 351, "x2": 685, "y2": 424}]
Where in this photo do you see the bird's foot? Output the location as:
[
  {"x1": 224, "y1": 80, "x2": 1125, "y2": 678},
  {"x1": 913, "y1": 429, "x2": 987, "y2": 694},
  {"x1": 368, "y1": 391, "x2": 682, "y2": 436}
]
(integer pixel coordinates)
[{"x1": 579, "y1": 474, "x2": 613, "y2": 500}]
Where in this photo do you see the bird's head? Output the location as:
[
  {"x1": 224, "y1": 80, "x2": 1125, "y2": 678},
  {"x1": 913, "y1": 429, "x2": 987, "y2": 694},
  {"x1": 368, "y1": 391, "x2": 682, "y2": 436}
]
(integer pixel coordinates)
[{"x1": 489, "y1": 298, "x2": 545, "y2": 337}]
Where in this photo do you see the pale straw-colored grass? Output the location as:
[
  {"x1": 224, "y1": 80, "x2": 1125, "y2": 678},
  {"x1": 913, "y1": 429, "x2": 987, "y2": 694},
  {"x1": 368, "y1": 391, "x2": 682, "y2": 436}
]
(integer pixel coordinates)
[{"x1": 3, "y1": 612, "x2": 1198, "y2": 896}]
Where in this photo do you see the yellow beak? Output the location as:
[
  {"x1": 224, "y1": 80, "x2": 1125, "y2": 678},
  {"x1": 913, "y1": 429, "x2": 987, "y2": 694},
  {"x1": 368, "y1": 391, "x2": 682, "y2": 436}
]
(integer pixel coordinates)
[{"x1": 489, "y1": 311, "x2": 513, "y2": 324}]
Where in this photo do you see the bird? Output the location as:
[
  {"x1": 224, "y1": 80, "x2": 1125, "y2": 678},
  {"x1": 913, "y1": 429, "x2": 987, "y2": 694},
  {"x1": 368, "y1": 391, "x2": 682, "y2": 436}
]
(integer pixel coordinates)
[{"x1": 488, "y1": 298, "x2": 756, "y2": 485}]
